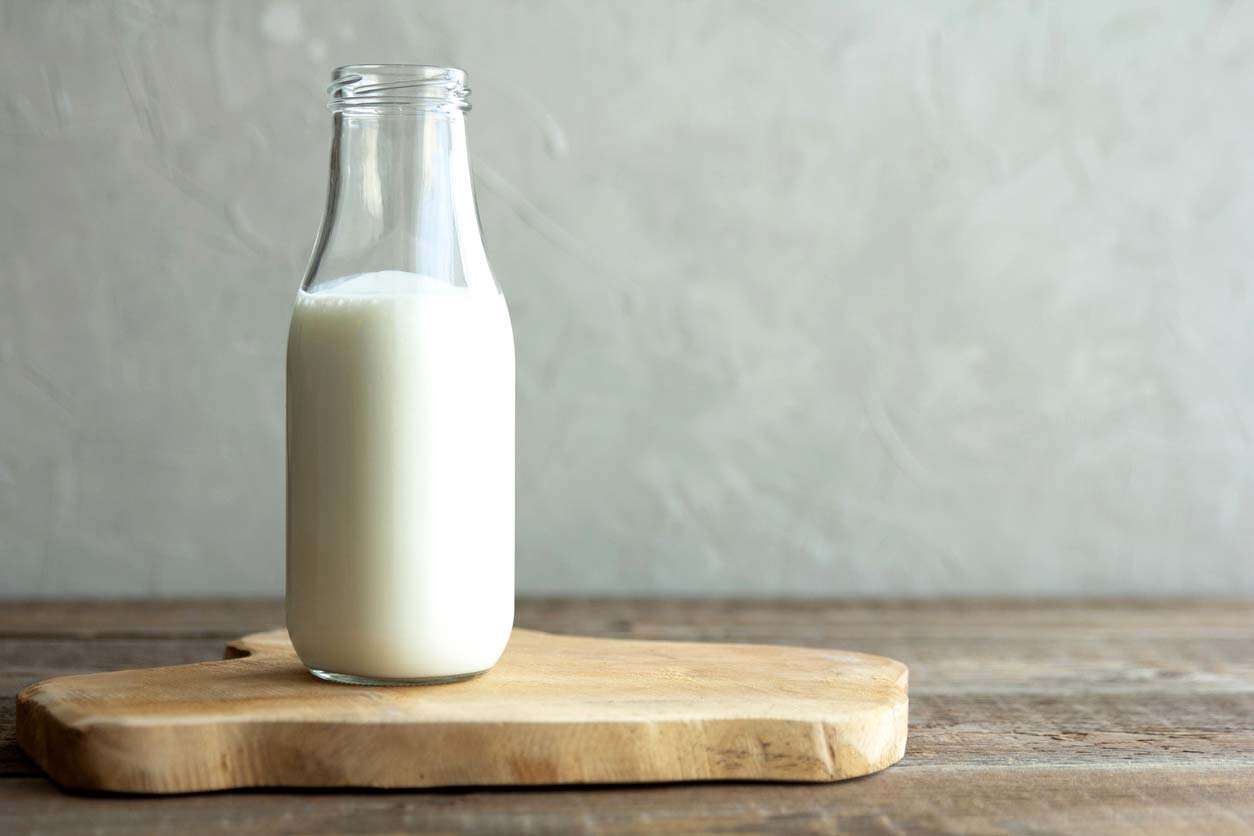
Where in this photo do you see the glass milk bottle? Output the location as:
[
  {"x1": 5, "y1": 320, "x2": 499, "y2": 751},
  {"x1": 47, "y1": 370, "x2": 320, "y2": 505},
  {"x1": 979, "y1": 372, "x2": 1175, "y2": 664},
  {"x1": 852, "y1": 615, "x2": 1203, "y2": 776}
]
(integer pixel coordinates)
[{"x1": 286, "y1": 65, "x2": 514, "y2": 685}]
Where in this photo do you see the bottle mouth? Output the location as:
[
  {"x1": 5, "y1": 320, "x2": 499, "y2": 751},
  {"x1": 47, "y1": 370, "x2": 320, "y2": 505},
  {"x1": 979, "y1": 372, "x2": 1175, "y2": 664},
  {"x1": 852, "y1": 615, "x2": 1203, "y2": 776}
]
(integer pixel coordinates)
[{"x1": 329, "y1": 64, "x2": 469, "y2": 112}]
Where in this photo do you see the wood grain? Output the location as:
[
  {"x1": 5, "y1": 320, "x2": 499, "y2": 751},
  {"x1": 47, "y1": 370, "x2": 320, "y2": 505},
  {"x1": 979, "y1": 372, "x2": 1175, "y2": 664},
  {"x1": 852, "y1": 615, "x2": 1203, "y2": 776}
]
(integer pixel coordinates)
[
  {"x1": 16, "y1": 627, "x2": 908, "y2": 793},
  {"x1": 3, "y1": 599, "x2": 1253, "y2": 834},
  {"x1": 2, "y1": 767, "x2": 1253, "y2": 836}
]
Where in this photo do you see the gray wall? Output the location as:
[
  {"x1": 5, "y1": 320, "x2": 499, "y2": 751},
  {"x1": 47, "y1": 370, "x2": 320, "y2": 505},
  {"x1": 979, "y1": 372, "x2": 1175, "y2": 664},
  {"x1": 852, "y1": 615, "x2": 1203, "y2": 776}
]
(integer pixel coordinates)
[{"x1": 3, "y1": 0, "x2": 1253, "y2": 598}]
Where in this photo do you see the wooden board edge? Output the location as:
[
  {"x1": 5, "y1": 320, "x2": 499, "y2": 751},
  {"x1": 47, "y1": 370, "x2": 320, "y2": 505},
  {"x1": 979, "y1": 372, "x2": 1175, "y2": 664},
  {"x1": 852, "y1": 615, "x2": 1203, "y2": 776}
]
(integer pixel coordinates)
[{"x1": 14, "y1": 707, "x2": 907, "y2": 794}]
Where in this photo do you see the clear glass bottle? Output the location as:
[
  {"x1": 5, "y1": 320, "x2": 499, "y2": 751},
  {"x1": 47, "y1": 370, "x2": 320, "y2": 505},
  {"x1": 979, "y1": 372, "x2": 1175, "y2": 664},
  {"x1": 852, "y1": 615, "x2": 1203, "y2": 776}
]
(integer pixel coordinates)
[{"x1": 286, "y1": 65, "x2": 514, "y2": 685}]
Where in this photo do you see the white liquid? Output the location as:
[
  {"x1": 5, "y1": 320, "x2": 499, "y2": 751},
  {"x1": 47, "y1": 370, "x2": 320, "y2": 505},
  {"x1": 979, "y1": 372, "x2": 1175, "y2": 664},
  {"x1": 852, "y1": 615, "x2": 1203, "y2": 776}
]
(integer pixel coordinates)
[{"x1": 286, "y1": 271, "x2": 514, "y2": 680}]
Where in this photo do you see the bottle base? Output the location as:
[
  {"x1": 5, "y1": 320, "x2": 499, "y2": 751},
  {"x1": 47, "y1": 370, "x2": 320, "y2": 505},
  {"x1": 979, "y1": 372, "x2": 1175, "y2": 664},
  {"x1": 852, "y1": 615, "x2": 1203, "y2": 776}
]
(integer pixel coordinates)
[{"x1": 308, "y1": 667, "x2": 489, "y2": 686}]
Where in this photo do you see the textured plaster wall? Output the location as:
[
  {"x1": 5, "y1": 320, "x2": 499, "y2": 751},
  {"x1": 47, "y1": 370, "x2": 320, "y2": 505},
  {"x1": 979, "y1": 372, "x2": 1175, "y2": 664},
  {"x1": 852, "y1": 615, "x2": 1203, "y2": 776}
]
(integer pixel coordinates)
[{"x1": 2, "y1": 1, "x2": 1253, "y2": 597}]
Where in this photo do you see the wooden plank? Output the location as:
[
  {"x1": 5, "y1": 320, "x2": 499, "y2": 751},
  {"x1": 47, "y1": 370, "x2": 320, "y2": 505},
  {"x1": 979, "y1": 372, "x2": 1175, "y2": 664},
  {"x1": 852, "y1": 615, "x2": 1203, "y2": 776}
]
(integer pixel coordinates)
[
  {"x1": 904, "y1": 693, "x2": 1254, "y2": 766},
  {"x1": 0, "y1": 638, "x2": 237, "y2": 675},
  {"x1": 0, "y1": 600, "x2": 284, "y2": 638},
  {"x1": 5, "y1": 659, "x2": 1254, "y2": 777},
  {"x1": 0, "y1": 680, "x2": 35, "y2": 778},
  {"x1": 2, "y1": 598, "x2": 1251, "y2": 637},
  {"x1": 517, "y1": 597, "x2": 1254, "y2": 632},
  {"x1": 5, "y1": 681, "x2": 1253, "y2": 778},
  {"x1": 6, "y1": 633, "x2": 1253, "y2": 695},
  {"x1": 1, "y1": 767, "x2": 1252, "y2": 835}
]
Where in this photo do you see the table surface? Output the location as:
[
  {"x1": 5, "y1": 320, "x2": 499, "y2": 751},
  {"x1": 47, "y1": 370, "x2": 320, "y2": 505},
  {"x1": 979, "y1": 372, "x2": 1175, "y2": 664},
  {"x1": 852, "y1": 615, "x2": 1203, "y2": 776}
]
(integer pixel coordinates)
[{"x1": 2, "y1": 599, "x2": 1252, "y2": 835}]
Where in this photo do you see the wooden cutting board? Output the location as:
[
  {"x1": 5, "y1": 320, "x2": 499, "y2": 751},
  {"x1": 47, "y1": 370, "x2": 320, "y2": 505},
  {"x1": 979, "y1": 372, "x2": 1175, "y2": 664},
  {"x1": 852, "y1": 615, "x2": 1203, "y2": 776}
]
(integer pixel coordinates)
[{"x1": 16, "y1": 628, "x2": 908, "y2": 794}]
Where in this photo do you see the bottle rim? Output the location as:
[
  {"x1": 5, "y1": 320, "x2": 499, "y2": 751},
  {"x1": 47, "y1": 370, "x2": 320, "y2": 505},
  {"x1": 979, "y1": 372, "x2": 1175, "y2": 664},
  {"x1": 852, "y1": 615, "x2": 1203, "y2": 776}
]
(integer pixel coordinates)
[{"x1": 328, "y1": 64, "x2": 470, "y2": 112}]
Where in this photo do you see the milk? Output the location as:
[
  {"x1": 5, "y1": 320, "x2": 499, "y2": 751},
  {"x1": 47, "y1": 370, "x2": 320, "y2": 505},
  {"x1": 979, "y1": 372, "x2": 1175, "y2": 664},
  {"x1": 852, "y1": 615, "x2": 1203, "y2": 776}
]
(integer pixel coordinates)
[{"x1": 286, "y1": 271, "x2": 514, "y2": 681}]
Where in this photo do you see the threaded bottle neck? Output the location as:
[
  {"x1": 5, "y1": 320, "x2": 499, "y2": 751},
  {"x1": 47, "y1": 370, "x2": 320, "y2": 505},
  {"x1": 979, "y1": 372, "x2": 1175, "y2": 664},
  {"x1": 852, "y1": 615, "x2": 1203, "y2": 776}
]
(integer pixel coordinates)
[{"x1": 328, "y1": 65, "x2": 470, "y2": 114}]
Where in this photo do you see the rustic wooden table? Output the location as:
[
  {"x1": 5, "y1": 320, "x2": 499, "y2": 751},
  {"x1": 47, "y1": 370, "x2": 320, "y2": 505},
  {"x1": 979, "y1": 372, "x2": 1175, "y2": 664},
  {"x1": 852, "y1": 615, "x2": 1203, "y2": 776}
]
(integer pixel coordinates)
[{"x1": 2, "y1": 599, "x2": 1252, "y2": 834}]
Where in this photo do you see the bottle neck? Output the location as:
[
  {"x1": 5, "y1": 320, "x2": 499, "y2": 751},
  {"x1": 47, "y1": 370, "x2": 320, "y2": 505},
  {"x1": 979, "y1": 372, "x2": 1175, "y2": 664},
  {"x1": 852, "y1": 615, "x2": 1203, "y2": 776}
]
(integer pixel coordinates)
[{"x1": 303, "y1": 103, "x2": 492, "y2": 293}]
